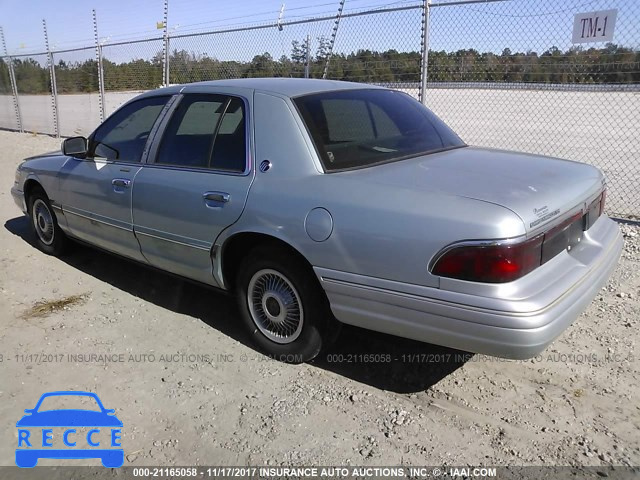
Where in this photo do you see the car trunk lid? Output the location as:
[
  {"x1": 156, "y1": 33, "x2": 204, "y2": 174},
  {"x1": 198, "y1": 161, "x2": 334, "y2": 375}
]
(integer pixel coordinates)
[{"x1": 345, "y1": 146, "x2": 605, "y2": 233}]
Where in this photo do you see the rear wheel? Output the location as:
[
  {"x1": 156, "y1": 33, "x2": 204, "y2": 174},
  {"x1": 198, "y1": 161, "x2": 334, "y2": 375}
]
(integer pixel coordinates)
[
  {"x1": 28, "y1": 187, "x2": 68, "y2": 256},
  {"x1": 236, "y1": 246, "x2": 339, "y2": 363}
]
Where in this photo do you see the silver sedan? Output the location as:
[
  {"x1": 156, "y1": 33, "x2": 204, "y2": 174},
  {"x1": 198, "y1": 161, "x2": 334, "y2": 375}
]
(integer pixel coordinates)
[{"x1": 11, "y1": 78, "x2": 623, "y2": 362}]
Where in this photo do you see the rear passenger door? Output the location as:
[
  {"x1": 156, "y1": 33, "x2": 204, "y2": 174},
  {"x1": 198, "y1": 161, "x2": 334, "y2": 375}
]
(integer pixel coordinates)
[{"x1": 131, "y1": 91, "x2": 254, "y2": 287}]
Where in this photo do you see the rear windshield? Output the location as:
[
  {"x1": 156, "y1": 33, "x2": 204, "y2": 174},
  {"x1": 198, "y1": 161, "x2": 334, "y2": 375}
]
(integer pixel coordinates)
[{"x1": 294, "y1": 89, "x2": 465, "y2": 171}]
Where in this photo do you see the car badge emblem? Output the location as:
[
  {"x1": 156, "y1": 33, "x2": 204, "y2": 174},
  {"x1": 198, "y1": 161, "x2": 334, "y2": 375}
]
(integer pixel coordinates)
[{"x1": 259, "y1": 160, "x2": 272, "y2": 172}]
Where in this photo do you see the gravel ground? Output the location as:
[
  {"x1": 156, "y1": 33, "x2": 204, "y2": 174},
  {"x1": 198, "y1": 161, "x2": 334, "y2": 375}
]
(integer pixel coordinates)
[{"x1": 0, "y1": 130, "x2": 638, "y2": 468}]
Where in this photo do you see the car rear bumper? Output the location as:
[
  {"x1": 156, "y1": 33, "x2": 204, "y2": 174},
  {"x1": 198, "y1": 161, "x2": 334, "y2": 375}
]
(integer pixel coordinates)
[
  {"x1": 11, "y1": 186, "x2": 27, "y2": 214},
  {"x1": 315, "y1": 216, "x2": 623, "y2": 359}
]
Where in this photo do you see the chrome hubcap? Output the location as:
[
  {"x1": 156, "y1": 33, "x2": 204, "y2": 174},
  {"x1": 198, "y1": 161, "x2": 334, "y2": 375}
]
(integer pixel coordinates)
[
  {"x1": 32, "y1": 199, "x2": 55, "y2": 246},
  {"x1": 247, "y1": 269, "x2": 303, "y2": 344}
]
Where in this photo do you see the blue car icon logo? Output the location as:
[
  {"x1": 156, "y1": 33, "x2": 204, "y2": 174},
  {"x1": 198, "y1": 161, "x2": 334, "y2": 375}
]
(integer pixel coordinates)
[{"x1": 16, "y1": 391, "x2": 123, "y2": 468}]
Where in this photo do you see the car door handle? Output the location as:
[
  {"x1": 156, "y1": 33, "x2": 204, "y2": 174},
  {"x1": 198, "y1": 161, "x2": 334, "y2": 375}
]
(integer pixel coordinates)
[
  {"x1": 203, "y1": 191, "x2": 230, "y2": 207},
  {"x1": 112, "y1": 178, "x2": 131, "y2": 188}
]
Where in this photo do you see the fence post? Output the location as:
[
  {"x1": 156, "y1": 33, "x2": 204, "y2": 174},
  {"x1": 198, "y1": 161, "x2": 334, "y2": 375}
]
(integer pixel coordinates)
[
  {"x1": 419, "y1": 0, "x2": 430, "y2": 104},
  {"x1": 93, "y1": 9, "x2": 105, "y2": 122},
  {"x1": 304, "y1": 33, "x2": 311, "y2": 78},
  {"x1": 43, "y1": 20, "x2": 59, "y2": 137},
  {"x1": 162, "y1": 0, "x2": 170, "y2": 86},
  {"x1": 0, "y1": 27, "x2": 23, "y2": 132},
  {"x1": 322, "y1": 0, "x2": 346, "y2": 79},
  {"x1": 277, "y1": 4, "x2": 285, "y2": 31}
]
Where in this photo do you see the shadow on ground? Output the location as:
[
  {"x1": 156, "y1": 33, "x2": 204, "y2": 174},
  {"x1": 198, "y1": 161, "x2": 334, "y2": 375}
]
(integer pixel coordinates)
[{"x1": 5, "y1": 216, "x2": 470, "y2": 393}]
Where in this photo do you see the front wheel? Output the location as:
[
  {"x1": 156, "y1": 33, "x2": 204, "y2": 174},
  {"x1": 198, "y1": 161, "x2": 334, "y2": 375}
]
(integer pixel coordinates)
[
  {"x1": 28, "y1": 188, "x2": 68, "y2": 256},
  {"x1": 236, "y1": 246, "x2": 339, "y2": 363}
]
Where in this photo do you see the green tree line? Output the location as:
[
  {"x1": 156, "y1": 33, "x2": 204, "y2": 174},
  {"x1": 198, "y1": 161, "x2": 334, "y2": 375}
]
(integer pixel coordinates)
[{"x1": 1, "y1": 40, "x2": 638, "y2": 95}]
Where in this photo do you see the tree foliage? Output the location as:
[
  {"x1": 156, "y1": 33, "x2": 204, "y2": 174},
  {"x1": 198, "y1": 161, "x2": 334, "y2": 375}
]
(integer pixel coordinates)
[{"x1": 4, "y1": 41, "x2": 638, "y2": 95}]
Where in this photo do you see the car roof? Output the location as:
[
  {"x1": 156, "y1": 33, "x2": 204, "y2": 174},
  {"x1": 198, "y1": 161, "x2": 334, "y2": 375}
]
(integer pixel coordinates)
[{"x1": 140, "y1": 78, "x2": 386, "y2": 99}]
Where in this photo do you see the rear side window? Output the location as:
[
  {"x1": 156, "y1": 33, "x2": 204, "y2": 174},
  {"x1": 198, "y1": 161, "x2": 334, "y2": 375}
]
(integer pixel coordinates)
[
  {"x1": 156, "y1": 94, "x2": 247, "y2": 172},
  {"x1": 211, "y1": 98, "x2": 246, "y2": 171},
  {"x1": 176, "y1": 100, "x2": 225, "y2": 136},
  {"x1": 294, "y1": 89, "x2": 465, "y2": 171}
]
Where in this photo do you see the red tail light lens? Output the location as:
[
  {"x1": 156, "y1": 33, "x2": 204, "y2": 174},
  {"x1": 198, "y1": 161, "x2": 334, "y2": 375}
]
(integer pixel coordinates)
[
  {"x1": 431, "y1": 235, "x2": 544, "y2": 283},
  {"x1": 432, "y1": 189, "x2": 605, "y2": 284}
]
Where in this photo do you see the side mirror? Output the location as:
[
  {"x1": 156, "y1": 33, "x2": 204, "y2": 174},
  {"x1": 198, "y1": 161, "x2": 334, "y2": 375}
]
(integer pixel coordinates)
[
  {"x1": 62, "y1": 136, "x2": 88, "y2": 157},
  {"x1": 24, "y1": 409, "x2": 34, "y2": 414}
]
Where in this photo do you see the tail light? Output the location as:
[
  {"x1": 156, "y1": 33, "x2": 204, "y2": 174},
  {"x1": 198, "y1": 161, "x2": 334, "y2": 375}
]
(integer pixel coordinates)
[
  {"x1": 432, "y1": 190, "x2": 607, "y2": 284},
  {"x1": 431, "y1": 235, "x2": 543, "y2": 283}
]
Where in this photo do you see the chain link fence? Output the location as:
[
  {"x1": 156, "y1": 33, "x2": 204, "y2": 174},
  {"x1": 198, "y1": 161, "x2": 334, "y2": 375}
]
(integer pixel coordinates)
[
  {"x1": 0, "y1": 57, "x2": 19, "y2": 131},
  {"x1": 426, "y1": 0, "x2": 640, "y2": 218},
  {"x1": 102, "y1": 39, "x2": 164, "y2": 118},
  {"x1": 326, "y1": 5, "x2": 423, "y2": 91},
  {"x1": 11, "y1": 52, "x2": 55, "y2": 134},
  {"x1": 168, "y1": 17, "x2": 339, "y2": 82},
  {"x1": 0, "y1": 0, "x2": 638, "y2": 216},
  {"x1": 53, "y1": 46, "x2": 101, "y2": 136}
]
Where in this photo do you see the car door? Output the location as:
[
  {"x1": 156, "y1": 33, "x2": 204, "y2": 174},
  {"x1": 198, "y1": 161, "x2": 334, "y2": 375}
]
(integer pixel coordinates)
[
  {"x1": 131, "y1": 91, "x2": 254, "y2": 287},
  {"x1": 58, "y1": 95, "x2": 171, "y2": 262}
]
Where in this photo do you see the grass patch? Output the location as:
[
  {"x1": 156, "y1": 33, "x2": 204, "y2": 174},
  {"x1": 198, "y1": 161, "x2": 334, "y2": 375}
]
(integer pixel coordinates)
[{"x1": 22, "y1": 293, "x2": 89, "y2": 319}]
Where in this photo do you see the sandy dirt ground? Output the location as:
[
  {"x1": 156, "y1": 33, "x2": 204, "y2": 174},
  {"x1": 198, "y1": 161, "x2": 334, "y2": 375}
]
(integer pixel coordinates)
[{"x1": 0, "y1": 130, "x2": 639, "y2": 470}]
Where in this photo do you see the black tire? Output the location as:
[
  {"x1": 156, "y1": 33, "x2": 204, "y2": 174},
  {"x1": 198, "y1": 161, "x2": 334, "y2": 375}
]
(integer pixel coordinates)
[
  {"x1": 235, "y1": 245, "x2": 340, "y2": 363},
  {"x1": 28, "y1": 187, "x2": 68, "y2": 256}
]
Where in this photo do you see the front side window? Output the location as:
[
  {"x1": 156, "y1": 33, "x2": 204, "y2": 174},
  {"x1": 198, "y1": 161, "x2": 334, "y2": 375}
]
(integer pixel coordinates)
[
  {"x1": 90, "y1": 96, "x2": 169, "y2": 162},
  {"x1": 156, "y1": 94, "x2": 247, "y2": 172},
  {"x1": 294, "y1": 89, "x2": 465, "y2": 171}
]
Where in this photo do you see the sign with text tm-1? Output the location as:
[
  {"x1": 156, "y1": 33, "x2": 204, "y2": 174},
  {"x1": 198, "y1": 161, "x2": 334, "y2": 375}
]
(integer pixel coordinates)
[{"x1": 572, "y1": 9, "x2": 617, "y2": 44}]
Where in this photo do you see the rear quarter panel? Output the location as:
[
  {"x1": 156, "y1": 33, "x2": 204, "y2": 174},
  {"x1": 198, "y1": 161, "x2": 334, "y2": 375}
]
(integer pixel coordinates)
[{"x1": 219, "y1": 92, "x2": 527, "y2": 288}]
